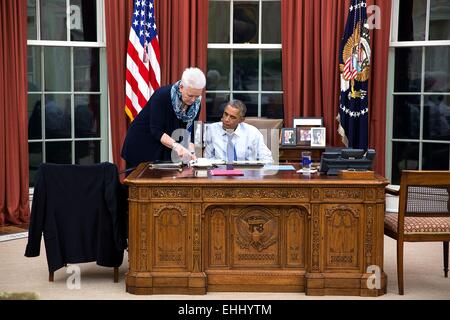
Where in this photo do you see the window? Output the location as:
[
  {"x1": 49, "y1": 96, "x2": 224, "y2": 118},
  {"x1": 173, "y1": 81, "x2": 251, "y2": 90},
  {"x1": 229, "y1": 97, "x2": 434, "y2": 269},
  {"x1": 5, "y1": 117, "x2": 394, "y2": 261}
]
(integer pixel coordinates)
[
  {"x1": 206, "y1": 0, "x2": 283, "y2": 122},
  {"x1": 387, "y1": 0, "x2": 450, "y2": 184},
  {"x1": 27, "y1": 0, "x2": 108, "y2": 187}
]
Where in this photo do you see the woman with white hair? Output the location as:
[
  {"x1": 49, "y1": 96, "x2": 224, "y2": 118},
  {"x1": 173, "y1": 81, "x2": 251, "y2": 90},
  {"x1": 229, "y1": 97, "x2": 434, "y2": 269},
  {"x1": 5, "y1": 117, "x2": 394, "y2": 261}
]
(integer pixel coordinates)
[{"x1": 122, "y1": 67, "x2": 206, "y2": 169}]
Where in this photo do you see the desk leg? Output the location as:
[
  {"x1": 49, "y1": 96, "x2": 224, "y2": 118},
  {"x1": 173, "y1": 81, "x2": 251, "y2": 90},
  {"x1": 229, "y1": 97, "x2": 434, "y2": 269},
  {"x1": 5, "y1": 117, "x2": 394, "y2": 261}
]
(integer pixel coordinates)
[{"x1": 188, "y1": 204, "x2": 207, "y2": 294}]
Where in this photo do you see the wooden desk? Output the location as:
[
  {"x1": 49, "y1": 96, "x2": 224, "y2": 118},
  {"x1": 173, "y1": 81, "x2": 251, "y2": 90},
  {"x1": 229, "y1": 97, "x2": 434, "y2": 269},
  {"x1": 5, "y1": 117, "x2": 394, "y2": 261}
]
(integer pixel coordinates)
[
  {"x1": 279, "y1": 145, "x2": 325, "y2": 163},
  {"x1": 124, "y1": 164, "x2": 388, "y2": 296}
]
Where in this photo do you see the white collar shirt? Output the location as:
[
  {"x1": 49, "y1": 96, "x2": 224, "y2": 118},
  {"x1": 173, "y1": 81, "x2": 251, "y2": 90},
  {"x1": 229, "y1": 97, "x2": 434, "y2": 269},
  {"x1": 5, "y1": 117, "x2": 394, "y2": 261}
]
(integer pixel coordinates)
[{"x1": 204, "y1": 122, "x2": 273, "y2": 163}]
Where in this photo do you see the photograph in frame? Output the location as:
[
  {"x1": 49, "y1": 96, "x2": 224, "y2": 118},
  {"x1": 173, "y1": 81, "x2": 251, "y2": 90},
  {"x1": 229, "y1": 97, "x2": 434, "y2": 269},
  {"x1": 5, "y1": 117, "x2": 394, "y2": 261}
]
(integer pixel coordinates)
[
  {"x1": 296, "y1": 126, "x2": 312, "y2": 146},
  {"x1": 281, "y1": 128, "x2": 297, "y2": 146},
  {"x1": 310, "y1": 127, "x2": 326, "y2": 147}
]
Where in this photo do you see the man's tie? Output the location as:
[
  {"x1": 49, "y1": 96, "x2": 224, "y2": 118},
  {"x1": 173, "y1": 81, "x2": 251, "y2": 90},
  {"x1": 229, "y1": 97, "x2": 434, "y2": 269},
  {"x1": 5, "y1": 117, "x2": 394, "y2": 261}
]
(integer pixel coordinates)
[{"x1": 227, "y1": 133, "x2": 235, "y2": 164}]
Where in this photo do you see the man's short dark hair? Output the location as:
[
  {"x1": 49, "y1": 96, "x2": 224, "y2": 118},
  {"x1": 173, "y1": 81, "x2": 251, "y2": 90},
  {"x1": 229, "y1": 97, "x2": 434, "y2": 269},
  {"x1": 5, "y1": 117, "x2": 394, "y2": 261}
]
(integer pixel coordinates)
[{"x1": 227, "y1": 99, "x2": 247, "y2": 117}]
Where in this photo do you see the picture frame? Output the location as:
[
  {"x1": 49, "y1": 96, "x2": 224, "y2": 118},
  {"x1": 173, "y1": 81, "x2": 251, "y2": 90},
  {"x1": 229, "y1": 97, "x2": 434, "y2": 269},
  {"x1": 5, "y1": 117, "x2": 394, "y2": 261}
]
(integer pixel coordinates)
[
  {"x1": 296, "y1": 126, "x2": 312, "y2": 146},
  {"x1": 293, "y1": 117, "x2": 323, "y2": 128},
  {"x1": 281, "y1": 128, "x2": 297, "y2": 146},
  {"x1": 310, "y1": 127, "x2": 326, "y2": 147}
]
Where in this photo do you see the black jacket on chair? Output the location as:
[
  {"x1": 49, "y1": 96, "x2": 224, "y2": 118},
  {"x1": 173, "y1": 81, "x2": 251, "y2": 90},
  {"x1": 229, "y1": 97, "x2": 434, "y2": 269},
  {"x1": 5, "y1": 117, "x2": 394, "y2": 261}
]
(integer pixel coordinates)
[{"x1": 25, "y1": 162, "x2": 128, "y2": 273}]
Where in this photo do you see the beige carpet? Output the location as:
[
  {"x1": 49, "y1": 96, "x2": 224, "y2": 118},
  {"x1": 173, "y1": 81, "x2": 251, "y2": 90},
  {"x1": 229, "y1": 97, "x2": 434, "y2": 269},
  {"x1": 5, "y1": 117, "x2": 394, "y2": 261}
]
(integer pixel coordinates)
[{"x1": 0, "y1": 236, "x2": 449, "y2": 300}]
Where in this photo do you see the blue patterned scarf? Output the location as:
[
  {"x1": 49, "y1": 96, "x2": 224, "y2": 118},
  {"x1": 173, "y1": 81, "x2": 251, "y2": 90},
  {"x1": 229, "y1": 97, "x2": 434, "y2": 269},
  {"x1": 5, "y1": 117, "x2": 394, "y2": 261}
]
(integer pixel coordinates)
[{"x1": 170, "y1": 81, "x2": 201, "y2": 133}]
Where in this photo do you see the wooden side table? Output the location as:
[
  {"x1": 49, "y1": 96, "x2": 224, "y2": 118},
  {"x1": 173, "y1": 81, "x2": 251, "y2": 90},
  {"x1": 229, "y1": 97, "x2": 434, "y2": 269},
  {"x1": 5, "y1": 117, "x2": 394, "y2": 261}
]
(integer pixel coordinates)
[{"x1": 278, "y1": 145, "x2": 325, "y2": 163}]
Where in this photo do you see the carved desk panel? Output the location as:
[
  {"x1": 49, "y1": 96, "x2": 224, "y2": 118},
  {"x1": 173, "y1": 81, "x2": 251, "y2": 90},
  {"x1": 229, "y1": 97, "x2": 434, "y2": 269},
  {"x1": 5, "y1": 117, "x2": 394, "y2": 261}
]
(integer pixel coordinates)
[{"x1": 124, "y1": 164, "x2": 388, "y2": 296}]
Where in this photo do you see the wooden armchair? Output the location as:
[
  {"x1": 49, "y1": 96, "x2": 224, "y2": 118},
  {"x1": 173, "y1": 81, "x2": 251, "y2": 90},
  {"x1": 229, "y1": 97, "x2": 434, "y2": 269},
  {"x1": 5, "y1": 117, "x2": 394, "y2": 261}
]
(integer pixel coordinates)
[{"x1": 384, "y1": 170, "x2": 450, "y2": 295}]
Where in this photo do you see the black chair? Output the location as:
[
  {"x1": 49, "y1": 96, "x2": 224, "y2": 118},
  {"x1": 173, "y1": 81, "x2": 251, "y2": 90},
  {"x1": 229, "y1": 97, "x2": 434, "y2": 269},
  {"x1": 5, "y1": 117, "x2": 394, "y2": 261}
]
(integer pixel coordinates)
[{"x1": 25, "y1": 162, "x2": 128, "y2": 283}]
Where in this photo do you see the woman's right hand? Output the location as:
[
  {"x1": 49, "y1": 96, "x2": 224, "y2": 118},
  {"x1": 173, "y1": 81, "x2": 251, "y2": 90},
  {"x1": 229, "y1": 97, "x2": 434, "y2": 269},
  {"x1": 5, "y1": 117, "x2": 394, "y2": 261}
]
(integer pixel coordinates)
[{"x1": 173, "y1": 143, "x2": 195, "y2": 161}]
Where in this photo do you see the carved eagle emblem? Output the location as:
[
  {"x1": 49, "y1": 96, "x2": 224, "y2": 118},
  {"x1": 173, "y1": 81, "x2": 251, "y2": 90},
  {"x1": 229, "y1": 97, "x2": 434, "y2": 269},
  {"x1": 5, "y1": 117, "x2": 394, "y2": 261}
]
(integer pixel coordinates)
[{"x1": 236, "y1": 211, "x2": 277, "y2": 252}]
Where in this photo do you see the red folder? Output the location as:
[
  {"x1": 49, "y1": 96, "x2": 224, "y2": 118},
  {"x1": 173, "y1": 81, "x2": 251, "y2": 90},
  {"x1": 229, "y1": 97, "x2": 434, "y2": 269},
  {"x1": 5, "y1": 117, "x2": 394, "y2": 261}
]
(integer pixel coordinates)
[{"x1": 209, "y1": 169, "x2": 244, "y2": 176}]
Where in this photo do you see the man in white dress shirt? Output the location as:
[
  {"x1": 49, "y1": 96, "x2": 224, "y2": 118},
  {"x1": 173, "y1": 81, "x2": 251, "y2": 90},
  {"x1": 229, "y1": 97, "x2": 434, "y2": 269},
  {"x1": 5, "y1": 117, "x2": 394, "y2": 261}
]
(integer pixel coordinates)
[{"x1": 204, "y1": 100, "x2": 273, "y2": 163}]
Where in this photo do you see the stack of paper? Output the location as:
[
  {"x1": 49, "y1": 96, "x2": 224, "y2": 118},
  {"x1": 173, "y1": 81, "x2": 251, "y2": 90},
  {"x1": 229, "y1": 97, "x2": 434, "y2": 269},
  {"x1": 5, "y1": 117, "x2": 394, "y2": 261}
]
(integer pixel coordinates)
[{"x1": 210, "y1": 169, "x2": 244, "y2": 176}]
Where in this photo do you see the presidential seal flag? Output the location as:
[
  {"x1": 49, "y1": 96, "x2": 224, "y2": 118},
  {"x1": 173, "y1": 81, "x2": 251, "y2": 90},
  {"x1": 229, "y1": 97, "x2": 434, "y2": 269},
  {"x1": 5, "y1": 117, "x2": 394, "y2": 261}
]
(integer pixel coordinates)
[
  {"x1": 337, "y1": 0, "x2": 371, "y2": 150},
  {"x1": 126, "y1": 0, "x2": 161, "y2": 121}
]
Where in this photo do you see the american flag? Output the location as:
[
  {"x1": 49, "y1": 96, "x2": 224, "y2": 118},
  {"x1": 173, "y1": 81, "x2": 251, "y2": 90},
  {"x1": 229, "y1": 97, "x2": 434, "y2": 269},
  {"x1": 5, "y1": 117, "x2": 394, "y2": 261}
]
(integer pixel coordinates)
[{"x1": 125, "y1": 0, "x2": 161, "y2": 121}]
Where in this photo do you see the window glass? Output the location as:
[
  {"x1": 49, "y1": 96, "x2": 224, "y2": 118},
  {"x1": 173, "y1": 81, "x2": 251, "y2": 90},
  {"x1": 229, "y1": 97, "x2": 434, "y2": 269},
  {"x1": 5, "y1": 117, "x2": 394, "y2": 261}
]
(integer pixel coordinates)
[
  {"x1": 27, "y1": 46, "x2": 41, "y2": 91},
  {"x1": 44, "y1": 47, "x2": 71, "y2": 92},
  {"x1": 398, "y1": 0, "x2": 427, "y2": 41},
  {"x1": 233, "y1": 50, "x2": 258, "y2": 91},
  {"x1": 394, "y1": 47, "x2": 422, "y2": 93},
  {"x1": 422, "y1": 143, "x2": 450, "y2": 170},
  {"x1": 28, "y1": 94, "x2": 42, "y2": 140},
  {"x1": 75, "y1": 95, "x2": 100, "y2": 138},
  {"x1": 27, "y1": 0, "x2": 37, "y2": 40},
  {"x1": 372, "y1": 0, "x2": 450, "y2": 180},
  {"x1": 74, "y1": 48, "x2": 99, "y2": 92},
  {"x1": 424, "y1": 46, "x2": 450, "y2": 93},
  {"x1": 208, "y1": 1, "x2": 230, "y2": 43},
  {"x1": 207, "y1": 0, "x2": 282, "y2": 121},
  {"x1": 429, "y1": 0, "x2": 450, "y2": 40},
  {"x1": 423, "y1": 95, "x2": 450, "y2": 140},
  {"x1": 262, "y1": 1, "x2": 281, "y2": 43},
  {"x1": 261, "y1": 94, "x2": 283, "y2": 119},
  {"x1": 76, "y1": 141, "x2": 100, "y2": 164},
  {"x1": 392, "y1": 142, "x2": 419, "y2": 185},
  {"x1": 207, "y1": 50, "x2": 230, "y2": 91},
  {"x1": 27, "y1": 1, "x2": 106, "y2": 187},
  {"x1": 28, "y1": 142, "x2": 43, "y2": 187},
  {"x1": 70, "y1": 0, "x2": 97, "y2": 41},
  {"x1": 262, "y1": 50, "x2": 282, "y2": 91},
  {"x1": 46, "y1": 141, "x2": 72, "y2": 164},
  {"x1": 40, "y1": 0, "x2": 67, "y2": 41},
  {"x1": 233, "y1": 2, "x2": 259, "y2": 44},
  {"x1": 392, "y1": 95, "x2": 421, "y2": 139},
  {"x1": 206, "y1": 93, "x2": 230, "y2": 123},
  {"x1": 233, "y1": 93, "x2": 258, "y2": 117},
  {"x1": 44, "y1": 94, "x2": 71, "y2": 139}
]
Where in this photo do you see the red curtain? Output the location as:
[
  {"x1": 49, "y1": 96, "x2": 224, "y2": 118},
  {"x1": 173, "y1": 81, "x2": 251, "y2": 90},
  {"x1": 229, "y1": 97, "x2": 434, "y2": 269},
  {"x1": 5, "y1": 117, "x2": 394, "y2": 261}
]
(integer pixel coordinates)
[
  {"x1": 105, "y1": 0, "x2": 209, "y2": 173},
  {"x1": 0, "y1": 0, "x2": 29, "y2": 225},
  {"x1": 104, "y1": 0, "x2": 134, "y2": 175},
  {"x1": 281, "y1": 0, "x2": 391, "y2": 175},
  {"x1": 367, "y1": 0, "x2": 392, "y2": 176}
]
